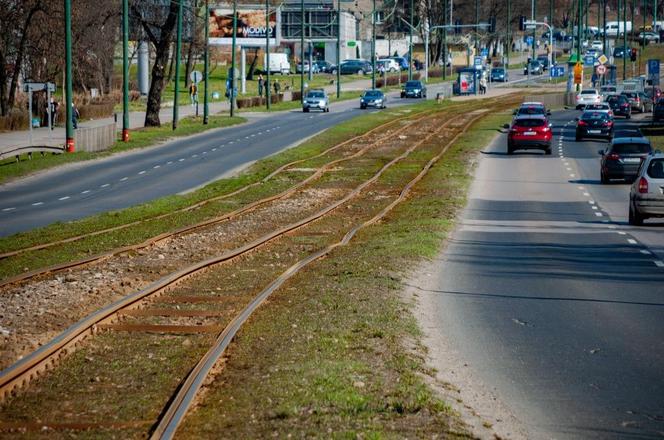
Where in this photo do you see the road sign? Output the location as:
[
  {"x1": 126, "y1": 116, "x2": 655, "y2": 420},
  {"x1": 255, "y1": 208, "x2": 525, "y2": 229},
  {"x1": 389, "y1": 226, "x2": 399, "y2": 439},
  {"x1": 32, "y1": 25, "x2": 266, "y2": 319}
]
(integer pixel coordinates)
[
  {"x1": 648, "y1": 59, "x2": 660, "y2": 85},
  {"x1": 474, "y1": 56, "x2": 483, "y2": 69},
  {"x1": 190, "y1": 70, "x2": 203, "y2": 84},
  {"x1": 584, "y1": 55, "x2": 596, "y2": 66},
  {"x1": 550, "y1": 65, "x2": 565, "y2": 78},
  {"x1": 598, "y1": 54, "x2": 608, "y2": 65},
  {"x1": 481, "y1": 48, "x2": 488, "y2": 57},
  {"x1": 596, "y1": 64, "x2": 607, "y2": 75}
]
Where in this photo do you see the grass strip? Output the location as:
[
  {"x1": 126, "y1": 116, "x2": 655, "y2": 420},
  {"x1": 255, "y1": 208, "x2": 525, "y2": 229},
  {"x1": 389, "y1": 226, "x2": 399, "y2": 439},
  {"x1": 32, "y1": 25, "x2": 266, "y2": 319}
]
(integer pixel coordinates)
[
  {"x1": 175, "y1": 111, "x2": 513, "y2": 438},
  {"x1": 0, "y1": 114, "x2": 245, "y2": 185}
]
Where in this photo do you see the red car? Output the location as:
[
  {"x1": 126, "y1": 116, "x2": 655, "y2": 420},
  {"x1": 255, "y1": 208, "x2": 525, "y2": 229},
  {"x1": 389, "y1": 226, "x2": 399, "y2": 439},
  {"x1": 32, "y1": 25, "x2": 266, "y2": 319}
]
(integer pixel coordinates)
[{"x1": 507, "y1": 115, "x2": 553, "y2": 155}]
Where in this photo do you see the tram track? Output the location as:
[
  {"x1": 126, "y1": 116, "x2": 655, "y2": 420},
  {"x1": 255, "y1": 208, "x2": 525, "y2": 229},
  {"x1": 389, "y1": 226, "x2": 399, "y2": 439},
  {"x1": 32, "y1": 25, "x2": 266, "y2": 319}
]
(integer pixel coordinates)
[{"x1": 0, "y1": 97, "x2": 519, "y2": 438}]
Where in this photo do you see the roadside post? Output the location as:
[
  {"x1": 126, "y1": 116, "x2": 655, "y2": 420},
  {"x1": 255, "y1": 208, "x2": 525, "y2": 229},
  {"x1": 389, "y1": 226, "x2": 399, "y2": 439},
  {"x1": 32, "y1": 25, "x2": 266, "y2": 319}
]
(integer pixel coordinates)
[
  {"x1": 173, "y1": 0, "x2": 183, "y2": 130},
  {"x1": 190, "y1": 70, "x2": 203, "y2": 117},
  {"x1": 648, "y1": 59, "x2": 660, "y2": 124},
  {"x1": 64, "y1": 0, "x2": 74, "y2": 152},
  {"x1": 204, "y1": 0, "x2": 210, "y2": 124},
  {"x1": 122, "y1": 0, "x2": 130, "y2": 141}
]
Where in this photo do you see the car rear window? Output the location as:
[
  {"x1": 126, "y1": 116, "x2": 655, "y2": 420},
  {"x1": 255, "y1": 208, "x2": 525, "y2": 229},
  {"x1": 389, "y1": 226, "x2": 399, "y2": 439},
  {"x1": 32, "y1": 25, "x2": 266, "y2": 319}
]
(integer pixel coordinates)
[
  {"x1": 514, "y1": 119, "x2": 545, "y2": 127},
  {"x1": 307, "y1": 92, "x2": 324, "y2": 98},
  {"x1": 518, "y1": 107, "x2": 545, "y2": 115},
  {"x1": 612, "y1": 143, "x2": 652, "y2": 154},
  {"x1": 364, "y1": 91, "x2": 382, "y2": 97},
  {"x1": 581, "y1": 90, "x2": 597, "y2": 95},
  {"x1": 405, "y1": 81, "x2": 421, "y2": 87},
  {"x1": 647, "y1": 159, "x2": 664, "y2": 178},
  {"x1": 582, "y1": 112, "x2": 608, "y2": 120}
]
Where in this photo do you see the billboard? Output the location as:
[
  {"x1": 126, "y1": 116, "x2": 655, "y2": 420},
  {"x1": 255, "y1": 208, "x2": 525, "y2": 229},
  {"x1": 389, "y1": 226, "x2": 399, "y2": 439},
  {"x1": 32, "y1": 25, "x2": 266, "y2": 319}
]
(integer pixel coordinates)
[{"x1": 209, "y1": 8, "x2": 280, "y2": 46}]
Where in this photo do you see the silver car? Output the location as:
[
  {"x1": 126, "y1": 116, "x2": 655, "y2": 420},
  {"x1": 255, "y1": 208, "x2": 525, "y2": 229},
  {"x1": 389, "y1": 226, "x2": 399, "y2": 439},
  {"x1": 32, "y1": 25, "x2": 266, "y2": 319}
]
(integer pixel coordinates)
[
  {"x1": 302, "y1": 89, "x2": 329, "y2": 113},
  {"x1": 629, "y1": 153, "x2": 664, "y2": 225}
]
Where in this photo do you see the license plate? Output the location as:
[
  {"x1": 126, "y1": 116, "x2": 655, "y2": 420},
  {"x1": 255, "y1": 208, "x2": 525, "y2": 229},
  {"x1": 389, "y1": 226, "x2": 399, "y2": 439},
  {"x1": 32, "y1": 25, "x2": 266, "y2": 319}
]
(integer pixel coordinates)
[
  {"x1": 623, "y1": 157, "x2": 641, "y2": 163},
  {"x1": 524, "y1": 131, "x2": 536, "y2": 136},
  {"x1": 588, "y1": 130, "x2": 601, "y2": 134}
]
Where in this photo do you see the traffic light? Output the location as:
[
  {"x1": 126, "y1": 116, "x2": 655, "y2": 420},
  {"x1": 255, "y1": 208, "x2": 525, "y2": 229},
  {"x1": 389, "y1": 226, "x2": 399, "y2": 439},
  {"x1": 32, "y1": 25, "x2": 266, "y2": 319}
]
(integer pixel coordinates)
[
  {"x1": 489, "y1": 16, "x2": 496, "y2": 33},
  {"x1": 519, "y1": 15, "x2": 526, "y2": 31},
  {"x1": 630, "y1": 48, "x2": 638, "y2": 62}
]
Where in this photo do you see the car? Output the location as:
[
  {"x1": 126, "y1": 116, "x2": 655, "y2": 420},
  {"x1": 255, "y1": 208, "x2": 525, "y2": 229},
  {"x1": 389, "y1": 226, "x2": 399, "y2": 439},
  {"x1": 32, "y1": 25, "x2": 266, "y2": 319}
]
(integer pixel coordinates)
[
  {"x1": 536, "y1": 56, "x2": 550, "y2": 70},
  {"x1": 302, "y1": 89, "x2": 329, "y2": 113},
  {"x1": 621, "y1": 91, "x2": 650, "y2": 113},
  {"x1": 527, "y1": 60, "x2": 543, "y2": 75},
  {"x1": 654, "y1": 98, "x2": 664, "y2": 121},
  {"x1": 360, "y1": 89, "x2": 386, "y2": 109},
  {"x1": 513, "y1": 102, "x2": 550, "y2": 117},
  {"x1": 490, "y1": 67, "x2": 509, "y2": 82},
  {"x1": 314, "y1": 60, "x2": 335, "y2": 73},
  {"x1": 389, "y1": 56, "x2": 409, "y2": 70},
  {"x1": 629, "y1": 152, "x2": 664, "y2": 225},
  {"x1": 638, "y1": 31, "x2": 660, "y2": 42},
  {"x1": 507, "y1": 115, "x2": 553, "y2": 155},
  {"x1": 575, "y1": 89, "x2": 602, "y2": 109},
  {"x1": 590, "y1": 40, "x2": 604, "y2": 50},
  {"x1": 638, "y1": 92, "x2": 654, "y2": 112},
  {"x1": 296, "y1": 60, "x2": 319, "y2": 74},
  {"x1": 644, "y1": 87, "x2": 662, "y2": 101},
  {"x1": 377, "y1": 58, "x2": 400, "y2": 72},
  {"x1": 600, "y1": 137, "x2": 653, "y2": 184},
  {"x1": 606, "y1": 94, "x2": 632, "y2": 118},
  {"x1": 600, "y1": 85, "x2": 618, "y2": 98},
  {"x1": 575, "y1": 110, "x2": 614, "y2": 141},
  {"x1": 337, "y1": 59, "x2": 373, "y2": 75},
  {"x1": 613, "y1": 128, "x2": 643, "y2": 138},
  {"x1": 585, "y1": 102, "x2": 614, "y2": 118},
  {"x1": 613, "y1": 46, "x2": 629, "y2": 58},
  {"x1": 401, "y1": 80, "x2": 426, "y2": 98}
]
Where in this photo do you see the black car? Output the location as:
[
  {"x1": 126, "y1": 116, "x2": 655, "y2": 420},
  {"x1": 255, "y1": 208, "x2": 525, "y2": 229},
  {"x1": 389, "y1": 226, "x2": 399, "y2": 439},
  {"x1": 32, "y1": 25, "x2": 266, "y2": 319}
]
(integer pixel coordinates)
[
  {"x1": 613, "y1": 128, "x2": 643, "y2": 138},
  {"x1": 606, "y1": 94, "x2": 632, "y2": 119},
  {"x1": 314, "y1": 60, "x2": 334, "y2": 73},
  {"x1": 337, "y1": 60, "x2": 373, "y2": 75},
  {"x1": 613, "y1": 46, "x2": 629, "y2": 58},
  {"x1": 360, "y1": 89, "x2": 386, "y2": 109},
  {"x1": 401, "y1": 80, "x2": 427, "y2": 98},
  {"x1": 490, "y1": 67, "x2": 509, "y2": 82},
  {"x1": 576, "y1": 111, "x2": 614, "y2": 141},
  {"x1": 654, "y1": 98, "x2": 664, "y2": 121},
  {"x1": 536, "y1": 56, "x2": 550, "y2": 70},
  {"x1": 599, "y1": 137, "x2": 653, "y2": 183}
]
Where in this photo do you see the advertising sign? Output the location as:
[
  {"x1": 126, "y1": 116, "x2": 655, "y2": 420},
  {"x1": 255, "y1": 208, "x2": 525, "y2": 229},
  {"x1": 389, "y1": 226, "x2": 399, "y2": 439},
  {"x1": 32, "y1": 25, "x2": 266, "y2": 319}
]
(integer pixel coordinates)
[
  {"x1": 459, "y1": 71, "x2": 475, "y2": 94},
  {"x1": 209, "y1": 8, "x2": 280, "y2": 46}
]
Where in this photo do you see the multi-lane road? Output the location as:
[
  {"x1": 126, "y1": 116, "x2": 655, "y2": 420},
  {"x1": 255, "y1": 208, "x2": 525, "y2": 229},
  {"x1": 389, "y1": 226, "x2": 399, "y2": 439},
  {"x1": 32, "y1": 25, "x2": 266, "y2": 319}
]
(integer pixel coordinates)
[{"x1": 418, "y1": 109, "x2": 664, "y2": 438}]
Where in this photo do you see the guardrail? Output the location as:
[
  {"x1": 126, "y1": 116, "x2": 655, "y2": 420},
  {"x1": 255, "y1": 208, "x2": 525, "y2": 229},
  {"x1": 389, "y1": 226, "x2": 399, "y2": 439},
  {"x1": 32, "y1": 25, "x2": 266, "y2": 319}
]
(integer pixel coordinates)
[{"x1": 0, "y1": 145, "x2": 64, "y2": 162}]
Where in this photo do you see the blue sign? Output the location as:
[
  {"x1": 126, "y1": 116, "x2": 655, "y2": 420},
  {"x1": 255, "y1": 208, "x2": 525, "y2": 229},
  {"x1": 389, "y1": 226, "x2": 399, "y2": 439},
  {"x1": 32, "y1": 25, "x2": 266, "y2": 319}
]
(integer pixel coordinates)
[
  {"x1": 526, "y1": 36, "x2": 534, "y2": 45},
  {"x1": 550, "y1": 65, "x2": 565, "y2": 78},
  {"x1": 474, "y1": 56, "x2": 483, "y2": 69},
  {"x1": 481, "y1": 48, "x2": 488, "y2": 57},
  {"x1": 584, "y1": 55, "x2": 596, "y2": 66},
  {"x1": 648, "y1": 59, "x2": 660, "y2": 85}
]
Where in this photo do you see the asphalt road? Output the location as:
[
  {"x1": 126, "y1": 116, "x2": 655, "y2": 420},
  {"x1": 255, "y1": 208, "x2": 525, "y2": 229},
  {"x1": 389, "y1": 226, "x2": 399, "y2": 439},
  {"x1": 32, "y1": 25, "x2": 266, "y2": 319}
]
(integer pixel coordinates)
[
  {"x1": 0, "y1": 84, "x2": 458, "y2": 237},
  {"x1": 420, "y1": 109, "x2": 664, "y2": 439}
]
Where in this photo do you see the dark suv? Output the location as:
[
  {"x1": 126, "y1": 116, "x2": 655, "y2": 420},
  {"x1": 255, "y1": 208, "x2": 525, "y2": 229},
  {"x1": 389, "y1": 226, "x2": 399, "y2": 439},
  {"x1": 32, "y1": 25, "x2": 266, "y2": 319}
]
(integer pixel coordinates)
[
  {"x1": 401, "y1": 80, "x2": 427, "y2": 98},
  {"x1": 655, "y1": 98, "x2": 664, "y2": 121},
  {"x1": 338, "y1": 60, "x2": 373, "y2": 75},
  {"x1": 599, "y1": 137, "x2": 653, "y2": 183},
  {"x1": 606, "y1": 94, "x2": 632, "y2": 118}
]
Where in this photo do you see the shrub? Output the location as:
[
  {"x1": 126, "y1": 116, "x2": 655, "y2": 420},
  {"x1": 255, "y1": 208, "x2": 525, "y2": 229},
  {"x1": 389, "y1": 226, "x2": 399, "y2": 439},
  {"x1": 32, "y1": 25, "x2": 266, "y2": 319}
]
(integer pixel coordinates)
[{"x1": 0, "y1": 109, "x2": 29, "y2": 131}]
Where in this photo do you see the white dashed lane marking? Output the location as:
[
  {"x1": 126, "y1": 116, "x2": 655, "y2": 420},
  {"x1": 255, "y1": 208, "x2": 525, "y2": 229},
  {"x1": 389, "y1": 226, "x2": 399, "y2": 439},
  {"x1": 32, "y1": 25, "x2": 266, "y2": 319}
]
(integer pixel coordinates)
[
  {"x1": 641, "y1": 249, "x2": 652, "y2": 255},
  {"x1": 139, "y1": 170, "x2": 146, "y2": 174},
  {"x1": 2, "y1": 207, "x2": 16, "y2": 212},
  {"x1": 154, "y1": 165, "x2": 161, "y2": 168},
  {"x1": 595, "y1": 212, "x2": 603, "y2": 217},
  {"x1": 58, "y1": 196, "x2": 70, "y2": 201},
  {"x1": 167, "y1": 161, "x2": 173, "y2": 165},
  {"x1": 81, "y1": 190, "x2": 90, "y2": 194},
  {"x1": 100, "y1": 184, "x2": 110, "y2": 188},
  {"x1": 120, "y1": 177, "x2": 128, "y2": 182},
  {"x1": 32, "y1": 202, "x2": 43, "y2": 206}
]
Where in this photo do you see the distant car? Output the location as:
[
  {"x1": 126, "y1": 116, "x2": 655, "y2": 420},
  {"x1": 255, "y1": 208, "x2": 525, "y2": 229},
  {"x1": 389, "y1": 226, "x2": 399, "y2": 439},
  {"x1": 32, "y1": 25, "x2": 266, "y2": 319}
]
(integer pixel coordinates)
[
  {"x1": 338, "y1": 60, "x2": 373, "y2": 75},
  {"x1": 360, "y1": 89, "x2": 386, "y2": 109},
  {"x1": 613, "y1": 46, "x2": 628, "y2": 58},
  {"x1": 654, "y1": 98, "x2": 664, "y2": 121},
  {"x1": 644, "y1": 87, "x2": 662, "y2": 101},
  {"x1": 490, "y1": 67, "x2": 509, "y2": 82},
  {"x1": 575, "y1": 89, "x2": 602, "y2": 109},
  {"x1": 629, "y1": 152, "x2": 664, "y2": 225},
  {"x1": 302, "y1": 89, "x2": 329, "y2": 113},
  {"x1": 527, "y1": 60, "x2": 544, "y2": 75},
  {"x1": 584, "y1": 48, "x2": 600, "y2": 58},
  {"x1": 507, "y1": 115, "x2": 553, "y2": 155},
  {"x1": 638, "y1": 31, "x2": 660, "y2": 42},
  {"x1": 377, "y1": 58, "x2": 400, "y2": 72},
  {"x1": 600, "y1": 137, "x2": 653, "y2": 184},
  {"x1": 590, "y1": 40, "x2": 604, "y2": 50},
  {"x1": 621, "y1": 91, "x2": 650, "y2": 113},
  {"x1": 401, "y1": 80, "x2": 426, "y2": 98},
  {"x1": 585, "y1": 102, "x2": 614, "y2": 118},
  {"x1": 536, "y1": 56, "x2": 550, "y2": 70},
  {"x1": 296, "y1": 61, "x2": 319, "y2": 74},
  {"x1": 606, "y1": 94, "x2": 632, "y2": 118},
  {"x1": 576, "y1": 110, "x2": 614, "y2": 141},
  {"x1": 314, "y1": 60, "x2": 335, "y2": 73},
  {"x1": 599, "y1": 85, "x2": 617, "y2": 98}
]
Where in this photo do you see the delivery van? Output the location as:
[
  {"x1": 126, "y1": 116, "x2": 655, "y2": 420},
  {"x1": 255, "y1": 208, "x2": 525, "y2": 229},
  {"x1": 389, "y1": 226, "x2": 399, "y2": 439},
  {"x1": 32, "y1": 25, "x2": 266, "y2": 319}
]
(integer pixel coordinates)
[
  {"x1": 264, "y1": 53, "x2": 291, "y2": 75},
  {"x1": 603, "y1": 21, "x2": 633, "y2": 37}
]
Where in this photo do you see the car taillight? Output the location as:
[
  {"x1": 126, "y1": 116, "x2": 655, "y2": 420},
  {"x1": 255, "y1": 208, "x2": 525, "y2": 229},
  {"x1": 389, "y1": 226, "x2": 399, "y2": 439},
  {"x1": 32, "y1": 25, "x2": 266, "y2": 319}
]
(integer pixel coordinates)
[
  {"x1": 603, "y1": 121, "x2": 613, "y2": 127},
  {"x1": 578, "y1": 120, "x2": 587, "y2": 126},
  {"x1": 541, "y1": 126, "x2": 550, "y2": 132},
  {"x1": 622, "y1": 103, "x2": 630, "y2": 107},
  {"x1": 608, "y1": 153, "x2": 620, "y2": 160},
  {"x1": 638, "y1": 177, "x2": 649, "y2": 193},
  {"x1": 576, "y1": 95, "x2": 581, "y2": 101}
]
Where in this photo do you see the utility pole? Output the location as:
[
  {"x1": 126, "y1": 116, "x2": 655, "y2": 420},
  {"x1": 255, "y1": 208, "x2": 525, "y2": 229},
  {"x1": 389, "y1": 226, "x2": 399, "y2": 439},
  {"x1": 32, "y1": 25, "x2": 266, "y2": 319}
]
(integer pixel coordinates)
[
  {"x1": 475, "y1": 0, "x2": 479, "y2": 50},
  {"x1": 603, "y1": 0, "x2": 607, "y2": 69},
  {"x1": 532, "y1": 0, "x2": 536, "y2": 60},
  {"x1": 173, "y1": 0, "x2": 183, "y2": 130},
  {"x1": 64, "y1": 0, "x2": 74, "y2": 152},
  {"x1": 507, "y1": 0, "x2": 511, "y2": 68},
  {"x1": 443, "y1": 0, "x2": 448, "y2": 80},
  {"x1": 204, "y1": 0, "x2": 210, "y2": 123},
  {"x1": 266, "y1": 0, "x2": 271, "y2": 109},
  {"x1": 623, "y1": 0, "x2": 627, "y2": 79},
  {"x1": 122, "y1": 0, "x2": 129, "y2": 141},
  {"x1": 372, "y1": 0, "x2": 376, "y2": 88},
  {"x1": 300, "y1": 0, "x2": 304, "y2": 100},
  {"x1": 409, "y1": 0, "x2": 413, "y2": 79},
  {"x1": 230, "y1": 0, "x2": 237, "y2": 117},
  {"x1": 336, "y1": 0, "x2": 341, "y2": 98}
]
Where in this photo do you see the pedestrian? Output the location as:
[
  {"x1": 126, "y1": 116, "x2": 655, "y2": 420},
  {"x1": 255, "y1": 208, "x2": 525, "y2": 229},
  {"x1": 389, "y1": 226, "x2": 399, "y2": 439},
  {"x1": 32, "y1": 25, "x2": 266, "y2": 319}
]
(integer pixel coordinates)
[
  {"x1": 189, "y1": 82, "x2": 197, "y2": 106},
  {"x1": 257, "y1": 74, "x2": 264, "y2": 97},
  {"x1": 273, "y1": 79, "x2": 280, "y2": 95},
  {"x1": 48, "y1": 97, "x2": 58, "y2": 129},
  {"x1": 72, "y1": 103, "x2": 80, "y2": 129},
  {"x1": 479, "y1": 76, "x2": 487, "y2": 94}
]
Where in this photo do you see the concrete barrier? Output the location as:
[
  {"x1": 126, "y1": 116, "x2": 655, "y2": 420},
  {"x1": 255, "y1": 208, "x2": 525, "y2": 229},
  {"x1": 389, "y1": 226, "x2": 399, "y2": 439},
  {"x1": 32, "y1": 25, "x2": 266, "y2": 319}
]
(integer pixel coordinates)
[
  {"x1": 75, "y1": 122, "x2": 116, "y2": 153},
  {"x1": 523, "y1": 93, "x2": 568, "y2": 109}
]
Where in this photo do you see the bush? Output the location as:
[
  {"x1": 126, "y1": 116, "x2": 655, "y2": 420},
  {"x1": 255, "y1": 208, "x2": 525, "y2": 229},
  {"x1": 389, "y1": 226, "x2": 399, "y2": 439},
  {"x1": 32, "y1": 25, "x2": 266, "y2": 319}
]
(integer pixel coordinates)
[
  {"x1": 236, "y1": 97, "x2": 252, "y2": 108},
  {"x1": 0, "y1": 109, "x2": 29, "y2": 131},
  {"x1": 79, "y1": 102, "x2": 114, "y2": 120},
  {"x1": 292, "y1": 90, "x2": 302, "y2": 102}
]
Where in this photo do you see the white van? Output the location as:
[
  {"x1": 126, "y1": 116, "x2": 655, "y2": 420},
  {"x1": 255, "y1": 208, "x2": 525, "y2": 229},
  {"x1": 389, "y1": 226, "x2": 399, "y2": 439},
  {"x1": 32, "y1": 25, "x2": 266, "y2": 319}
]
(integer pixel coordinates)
[
  {"x1": 264, "y1": 53, "x2": 291, "y2": 75},
  {"x1": 603, "y1": 21, "x2": 633, "y2": 37}
]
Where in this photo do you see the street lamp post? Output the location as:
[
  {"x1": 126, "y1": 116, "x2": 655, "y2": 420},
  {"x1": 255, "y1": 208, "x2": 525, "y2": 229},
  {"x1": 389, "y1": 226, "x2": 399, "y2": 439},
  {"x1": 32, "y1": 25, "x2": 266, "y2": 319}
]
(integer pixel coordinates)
[
  {"x1": 230, "y1": 0, "x2": 237, "y2": 117},
  {"x1": 173, "y1": 0, "x2": 183, "y2": 130},
  {"x1": 337, "y1": 0, "x2": 341, "y2": 98},
  {"x1": 507, "y1": 0, "x2": 511, "y2": 68},
  {"x1": 409, "y1": 0, "x2": 413, "y2": 80},
  {"x1": 371, "y1": 0, "x2": 376, "y2": 88},
  {"x1": 122, "y1": 0, "x2": 130, "y2": 141},
  {"x1": 64, "y1": 0, "x2": 74, "y2": 152},
  {"x1": 266, "y1": 0, "x2": 271, "y2": 110},
  {"x1": 300, "y1": 0, "x2": 304, "y2": 101},
  {"x1": 623, "y1": 0, "x2": 627, "y2": 80},
  {"x1": 204, "y1": 0, "x2": 210, "y2": 123}
]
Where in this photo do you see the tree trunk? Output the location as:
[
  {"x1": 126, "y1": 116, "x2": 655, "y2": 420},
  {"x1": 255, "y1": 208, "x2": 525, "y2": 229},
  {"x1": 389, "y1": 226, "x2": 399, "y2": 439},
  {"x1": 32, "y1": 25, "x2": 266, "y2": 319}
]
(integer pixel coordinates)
[
  {"x1": 185, "y1": 42, "x2": 195, "y2": 89},
  {"x1": 247, "y1": 47, "x2": 259, "y2": 80},
  {"x1": 144, "y1": 1, "x2": 179, "y2": 127},
  {"x1": 0, "y1": 48, "x2": 7, "y2": 116},
  {"x1": 7, "y1": 5, "x2": 41, "y2": 112}
]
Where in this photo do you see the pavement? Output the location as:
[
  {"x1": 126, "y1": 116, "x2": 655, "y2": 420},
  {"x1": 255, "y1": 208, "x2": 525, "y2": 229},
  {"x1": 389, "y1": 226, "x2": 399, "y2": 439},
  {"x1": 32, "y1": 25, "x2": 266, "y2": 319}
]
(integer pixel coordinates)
[{"x1": 414, "y1": 109, "x2": 664, "y2": 439}]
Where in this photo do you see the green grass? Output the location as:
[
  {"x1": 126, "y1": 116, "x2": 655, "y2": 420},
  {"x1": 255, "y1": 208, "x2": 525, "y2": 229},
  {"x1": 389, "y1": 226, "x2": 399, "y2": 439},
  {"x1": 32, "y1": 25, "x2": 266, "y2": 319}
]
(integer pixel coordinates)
[{"x1": 0, "y1": 113, "x2": 245, "y2": 185}]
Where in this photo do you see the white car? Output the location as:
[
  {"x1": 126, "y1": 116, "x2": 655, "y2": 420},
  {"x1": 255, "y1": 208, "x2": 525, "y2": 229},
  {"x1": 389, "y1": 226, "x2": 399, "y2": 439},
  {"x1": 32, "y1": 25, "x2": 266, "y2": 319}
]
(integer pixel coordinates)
[
  {"x1": 576, "y1": 89, "x2": 602, "y2": 109},
  {"x1": 629, "y1": 153, "x2": 664, "y2": 225},
  {"x1": 590, "y1": 40, "x2": 603, "y2": 50},
  {"x1": 584, "y1": 102, "x2": 614, "y2": 118},
  {"x1": 377, "y1": 58, "x2": 400, "y2": 72}
]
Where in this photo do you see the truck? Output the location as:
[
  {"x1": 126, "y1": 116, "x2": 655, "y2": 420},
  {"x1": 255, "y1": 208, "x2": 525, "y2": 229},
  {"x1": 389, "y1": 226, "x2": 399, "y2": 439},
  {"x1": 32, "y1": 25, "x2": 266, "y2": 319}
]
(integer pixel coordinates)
[
  {"x1": 264, "y1": 53, "x2": 291, "y2": 75},
  {"x1": 602, "y1": 21, "x2": 633, "y2": 37}
]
